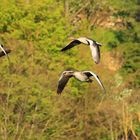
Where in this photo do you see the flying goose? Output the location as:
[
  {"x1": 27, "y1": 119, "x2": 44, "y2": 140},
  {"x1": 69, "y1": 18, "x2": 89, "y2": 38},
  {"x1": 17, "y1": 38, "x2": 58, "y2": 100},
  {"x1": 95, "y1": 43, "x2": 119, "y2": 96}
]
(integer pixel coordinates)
[
  {"x1": 0, "y1": 44, "x2": 11, "y2": 62},
  {"x1": 61, "y1": 37, "x2": 102, "y2": 64},
  {"x1": 57, "y1": 70, "x2": 105, "y2": 94}
]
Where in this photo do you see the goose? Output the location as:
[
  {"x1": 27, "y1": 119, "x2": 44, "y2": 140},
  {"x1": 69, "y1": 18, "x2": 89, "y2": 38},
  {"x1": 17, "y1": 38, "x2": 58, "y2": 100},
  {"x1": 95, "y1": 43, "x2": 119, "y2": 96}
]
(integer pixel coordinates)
[
  {"x1": 57, "y1": 70, "x2": 105, "y2": 94},
  {"x1": 0, "y1": 44, "x2": 11, "y2": 63},
  {"x1": 61, "y1": 37, "x2": 102, "y2": 64}
]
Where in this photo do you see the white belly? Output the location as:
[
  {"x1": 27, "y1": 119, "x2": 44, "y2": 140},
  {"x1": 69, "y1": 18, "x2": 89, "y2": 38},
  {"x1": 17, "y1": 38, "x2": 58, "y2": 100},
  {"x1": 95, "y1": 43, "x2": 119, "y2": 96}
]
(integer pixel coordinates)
[{"x1": 74, "y1": 72, "x2": 87, "y2": 81}]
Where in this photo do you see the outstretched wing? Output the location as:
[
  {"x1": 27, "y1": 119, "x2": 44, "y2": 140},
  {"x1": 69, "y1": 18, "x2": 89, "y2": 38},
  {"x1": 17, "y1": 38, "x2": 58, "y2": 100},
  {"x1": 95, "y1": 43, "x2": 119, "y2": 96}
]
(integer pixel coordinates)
[
  {"x1": 0, "y1": 49, "x2": 11, "y2": 57},
  {"x1": 57, "y1": 73, "x2": 71, "y2": 94},
  {"x1": 89, "y1": 45, "x2": 100, "y2": 64},
  {"x1": 83, "y1": 71, "x2": 106, "y2": 93},
  {"x1": 61, "y1": 40, "x2": 81, "y2": 51}
]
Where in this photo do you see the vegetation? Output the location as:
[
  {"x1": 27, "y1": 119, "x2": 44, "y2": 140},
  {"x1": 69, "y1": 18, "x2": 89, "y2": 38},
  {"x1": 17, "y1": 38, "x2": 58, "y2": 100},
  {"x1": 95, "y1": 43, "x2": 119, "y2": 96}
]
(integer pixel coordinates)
[{"x1": 0, "y1": 0, "x2": 139, "y2": 139}]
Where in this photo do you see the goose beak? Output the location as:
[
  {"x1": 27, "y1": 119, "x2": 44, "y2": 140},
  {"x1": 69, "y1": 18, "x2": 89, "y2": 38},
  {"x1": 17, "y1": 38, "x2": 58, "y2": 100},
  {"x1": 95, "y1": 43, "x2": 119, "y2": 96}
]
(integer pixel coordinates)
[
  {"x1": 98, "y1": 43, "x2": 102, "y2": 46},
  {"x1": 96, "y1": 42, "x2": 102, "y2": 46}
]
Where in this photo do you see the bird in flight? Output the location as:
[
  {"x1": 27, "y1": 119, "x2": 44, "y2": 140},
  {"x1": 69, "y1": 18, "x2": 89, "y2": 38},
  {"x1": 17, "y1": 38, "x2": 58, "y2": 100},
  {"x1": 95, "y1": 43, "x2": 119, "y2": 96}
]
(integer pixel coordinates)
[
  {"x1": 57, "y1": 70, "x2": 105, "y2": 94},
  {"x1": 61, "y1": 37, "x2": 102, "y2": 64}
]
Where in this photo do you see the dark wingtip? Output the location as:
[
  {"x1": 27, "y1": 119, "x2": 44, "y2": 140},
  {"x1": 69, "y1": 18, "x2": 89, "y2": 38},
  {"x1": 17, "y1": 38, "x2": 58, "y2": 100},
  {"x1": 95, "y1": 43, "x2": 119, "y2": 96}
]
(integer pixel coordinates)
[
  {"x1": 57, "y1": 89, "x2": 62, "y2": 95},
  {"x1": 60, "y1": 48, "x2": 66, "y2": 52}
]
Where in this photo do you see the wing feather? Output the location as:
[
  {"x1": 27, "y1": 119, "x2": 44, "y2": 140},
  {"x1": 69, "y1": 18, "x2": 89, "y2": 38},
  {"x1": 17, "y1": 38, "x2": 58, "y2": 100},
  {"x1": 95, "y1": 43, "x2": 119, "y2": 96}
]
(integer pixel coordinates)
[
  {"x1": 89, "y1": 45, "x2": 100, "y2": 64},
  {"x1": 61, "y1": 40, "x2": 81, "y2": 51},
  {"x1": 57, "y1": 73, "x2": 71, "y2": 94}
]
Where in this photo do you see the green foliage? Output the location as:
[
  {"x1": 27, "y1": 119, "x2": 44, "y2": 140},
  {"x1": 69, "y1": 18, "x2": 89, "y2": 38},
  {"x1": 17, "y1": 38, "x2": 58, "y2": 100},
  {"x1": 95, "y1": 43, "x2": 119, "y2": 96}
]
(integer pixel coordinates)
[
  {"x1": 0, "y1": 0, "x2": 139, "y2": 139},
  {"x1": 120, "y1": 43, "x2": 140, "y2": 88}
]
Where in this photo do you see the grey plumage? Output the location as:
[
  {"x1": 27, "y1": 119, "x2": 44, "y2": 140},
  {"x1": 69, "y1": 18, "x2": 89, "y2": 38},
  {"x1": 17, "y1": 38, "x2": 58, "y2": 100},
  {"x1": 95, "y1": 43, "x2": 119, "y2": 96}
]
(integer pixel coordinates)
[
  {"x1": 57, "y1": 70, "x2": 105, "y2": 94},
  {"x1": 61, "y1": 37, "x2": 102, "y2": 64}
]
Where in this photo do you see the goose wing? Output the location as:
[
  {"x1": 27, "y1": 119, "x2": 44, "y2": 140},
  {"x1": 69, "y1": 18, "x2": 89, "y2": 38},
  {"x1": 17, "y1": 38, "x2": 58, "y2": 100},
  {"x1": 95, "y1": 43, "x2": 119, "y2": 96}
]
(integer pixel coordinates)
[
  {"x1": 57, "y1": 72, "x2": 72, "y2": 94},
  {"x1": 83, "y1": 71, "x2": 106, "y2": 93},
  {"x1": 61, "y1": 40, "x2": 81, "y2": 51},
  {"x1": 89, "y1": 45, "x2": 100, "y2": 64}
]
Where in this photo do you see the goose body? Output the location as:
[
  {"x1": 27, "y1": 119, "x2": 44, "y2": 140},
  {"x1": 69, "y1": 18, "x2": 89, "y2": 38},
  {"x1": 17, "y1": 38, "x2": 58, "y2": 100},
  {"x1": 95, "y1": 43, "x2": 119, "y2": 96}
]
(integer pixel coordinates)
[
  {"x1": 73, "y1": 71, "x2": 89, "y2": 81},
  {"x1": 61, "y1": 37, "x2": 102, "y2": 64},
  {"x1": 57, "y1": 70, "x2": 105, "y2": 94}
]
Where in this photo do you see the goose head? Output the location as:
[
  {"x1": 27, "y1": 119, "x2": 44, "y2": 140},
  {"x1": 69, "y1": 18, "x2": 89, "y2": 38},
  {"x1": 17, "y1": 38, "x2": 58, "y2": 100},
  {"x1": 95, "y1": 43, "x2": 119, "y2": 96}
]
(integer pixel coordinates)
[
  {"x1": 63, "y1": 71, "x2": 74, "y2": 77},
  {"x1": 95, "y1": 42, "x2": 102, "y2": 47}
]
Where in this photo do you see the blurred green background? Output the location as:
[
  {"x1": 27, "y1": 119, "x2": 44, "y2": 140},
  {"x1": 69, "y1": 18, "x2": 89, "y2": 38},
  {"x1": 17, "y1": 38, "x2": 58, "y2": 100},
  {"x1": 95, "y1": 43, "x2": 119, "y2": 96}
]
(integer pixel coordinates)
[{"x1": 0, "y1": 0, "x2": 140, "y2": 139}]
